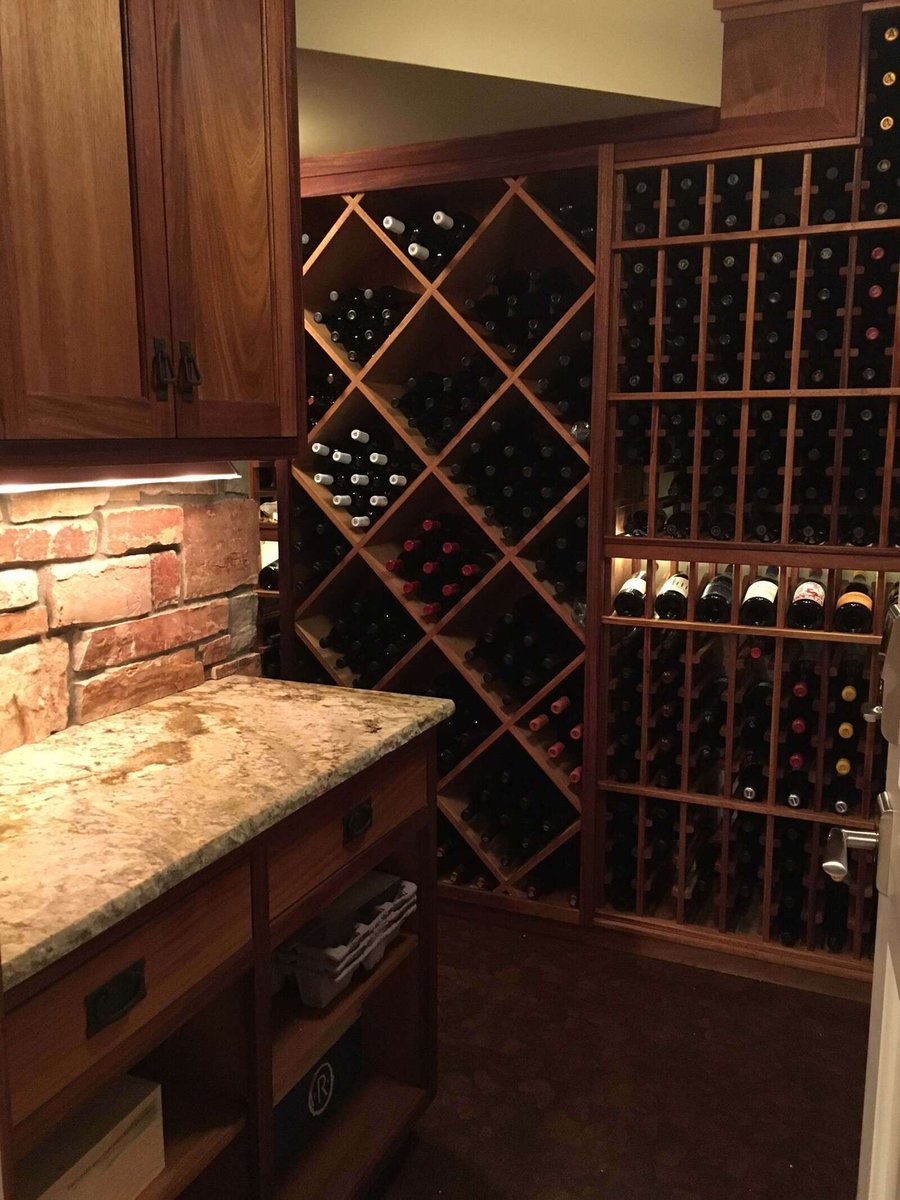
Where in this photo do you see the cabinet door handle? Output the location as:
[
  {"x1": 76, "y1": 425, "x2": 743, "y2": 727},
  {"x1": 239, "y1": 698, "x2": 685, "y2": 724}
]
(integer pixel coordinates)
[
  {"x1": 84, "y1": 959, "x2": 147, "y2": 1038},
  {"x1": 177, "y1": 340, "x2": 202, "y2": 396},
  {"x1": 151, "y1": 337, "x2": 176, "y2": 399},
  {"x1": 343, "y1": 799, "x2": 373, "y2": 843}
]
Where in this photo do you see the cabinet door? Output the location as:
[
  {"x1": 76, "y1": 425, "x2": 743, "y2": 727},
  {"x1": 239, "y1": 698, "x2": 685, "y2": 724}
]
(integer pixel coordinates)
[
  {"x1": 155, "y1": 0, "x2": 299, "y2": 440},
  {"x1": 0, "y1": 0, "x2": 174, "y2": 440}
]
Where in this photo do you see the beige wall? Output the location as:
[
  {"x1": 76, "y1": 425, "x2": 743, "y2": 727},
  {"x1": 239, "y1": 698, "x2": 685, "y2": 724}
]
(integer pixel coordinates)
[
  {"x1": 296, "y1": 0, "x2": 723, "y2": 109},
  {"x1": 297, "y1": 49, "x2": 686, "y2": 157}
]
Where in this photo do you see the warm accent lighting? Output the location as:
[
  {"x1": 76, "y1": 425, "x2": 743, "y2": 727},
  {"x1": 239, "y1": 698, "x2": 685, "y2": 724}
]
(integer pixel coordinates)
[{"x1": 0, "y1": 462, "x2": 240, "y2": 494}]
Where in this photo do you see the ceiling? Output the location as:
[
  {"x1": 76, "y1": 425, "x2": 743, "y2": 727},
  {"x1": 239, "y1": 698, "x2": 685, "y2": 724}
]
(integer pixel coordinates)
[{"x1": 296, "y1": 50, "x2": 689, "y2": 158}]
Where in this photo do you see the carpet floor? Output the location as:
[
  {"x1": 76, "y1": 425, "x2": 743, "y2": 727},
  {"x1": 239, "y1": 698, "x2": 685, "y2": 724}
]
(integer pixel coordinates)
[{"x1": 373, "y1": 916, "x2": 870, "y2": 1200}]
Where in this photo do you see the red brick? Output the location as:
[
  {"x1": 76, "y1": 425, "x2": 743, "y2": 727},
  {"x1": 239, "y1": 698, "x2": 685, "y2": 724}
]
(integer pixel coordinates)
[
  {"x1": 46, "y1": 556, "x2": 151, "y2": 628},
  {"x1": 5, "y1": 488, "x2": 109, "y2": 523},
  {"x1": 182, "y1": 498, "x2": 257, "y2": 599},
  {"x1": 0, "y1": 638, "x2": 69, "y2": 752},
  {"x1": 0, "y1": 518, "x2": 97, "y2": 565},
  {"x1": 0, "y1": 605, "x2": 49, "y2": 645},
  {"x1": 73, "y1": 648, "x2": 204, "y2": 724},
  {"x1": 199, "y1": 634, "x2": 232, "y2": 666},
  {"x1": 151, "y1": 551, "x2": 180, "y2": 609},
  {"x1": 0, "y1": 568, "x2": 39, "y2": 611},
  {"x1": 72, "y1": 599, "x2": 229, "y2": 671},
  {"x1": 208, "y1": 652, "x2": 262, "y2": 680},
  {"x1": 98, "y1": 504, "x2": 184, "y2": 555},
  {"x1": 229, "y1": 591, "x2": 258, "y2": 653}
]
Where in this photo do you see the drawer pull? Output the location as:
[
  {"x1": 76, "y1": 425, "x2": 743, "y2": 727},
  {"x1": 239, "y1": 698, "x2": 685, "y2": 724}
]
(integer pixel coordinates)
[
  {"x1": 84, "y1": 959, "x2": 147, "y2": 1039},
  {"x1": 343, "y1": 799, "x2": 373, "y2": 843}
]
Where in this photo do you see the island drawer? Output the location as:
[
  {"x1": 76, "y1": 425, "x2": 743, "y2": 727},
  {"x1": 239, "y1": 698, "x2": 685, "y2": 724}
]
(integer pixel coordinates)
[
  {"x1": 268, "y1": 742, "x2": 427, "y2": 921},
  {"x1": 6, "y1": 861, "x2": 251, "y2": 1128}
]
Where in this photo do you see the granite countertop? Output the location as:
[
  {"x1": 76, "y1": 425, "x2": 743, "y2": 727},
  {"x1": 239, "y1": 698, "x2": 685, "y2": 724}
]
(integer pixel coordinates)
[{"x1": 0, "y1": 678, "x2": 453, "y2": 990}]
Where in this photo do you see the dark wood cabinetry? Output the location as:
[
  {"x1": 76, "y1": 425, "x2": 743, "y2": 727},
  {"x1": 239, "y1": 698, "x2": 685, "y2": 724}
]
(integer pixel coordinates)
[{"x1": 0, "y1": 0, "x2": 300, "y2": 452}]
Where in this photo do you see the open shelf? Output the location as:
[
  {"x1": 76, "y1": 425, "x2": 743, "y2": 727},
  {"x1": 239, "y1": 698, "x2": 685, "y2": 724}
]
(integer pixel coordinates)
[
  {"x1": 137, "y1": 1093, "x2": 246, "y2": 1200},
  {"x1": 272, "y1": 933, "x2": 418, "y2": 1107},
  {"x1": 275, "y1": 1074, "x2": 427, "y2": 1200}
]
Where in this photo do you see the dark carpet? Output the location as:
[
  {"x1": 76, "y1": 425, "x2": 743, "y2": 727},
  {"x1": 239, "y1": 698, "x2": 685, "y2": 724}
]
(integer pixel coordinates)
[{"x1": 374, "y1": 916, "x2": 870, "y2": 1200}]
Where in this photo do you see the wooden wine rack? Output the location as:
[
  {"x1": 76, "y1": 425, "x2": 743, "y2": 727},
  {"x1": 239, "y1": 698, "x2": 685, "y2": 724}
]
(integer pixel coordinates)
[
  {"x1": 278, "y1": 5, "x2": 899, "y2": 983},
  {"x1": 290, "y1": 169, "x2": 597, "y2": 924}
]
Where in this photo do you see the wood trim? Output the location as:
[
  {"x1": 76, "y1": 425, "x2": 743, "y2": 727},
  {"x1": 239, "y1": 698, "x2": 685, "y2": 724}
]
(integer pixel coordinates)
[
  {"x1": 0, "y1": 436, "x2": 299, "y2": 467},
  {"x1": 299, "y1": 107, "x2": 720, "y2": 198},
  {"x1": 436, "y1": 903, "x2": 871, "y2": 1001},
  {"x1": 249, "y1": 842, "x2": 274, "y2": 1200},
  {"x1": 715, "y1": 0, "x2": 857, "y2": 17},
  {"x1": 122, "y1": 0, "x2": 176, "y2": 439}
]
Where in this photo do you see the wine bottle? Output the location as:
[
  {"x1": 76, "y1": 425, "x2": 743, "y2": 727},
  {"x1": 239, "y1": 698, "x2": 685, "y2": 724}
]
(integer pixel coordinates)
[
  {"x1": 739, "y1": 568, "x2": 779, "y2": 627},
  {"x1": 654, "y1": 572, "x2": 690, "y2": 620},
  {"x1": 614, "y1": 571, "x2": 648, "y2": 618},
  {"x1": 833, "y1": 574, "x2": 874, "y2": 633},
  {"x1": 786, "y1": 572, "x2": 826, "y2": 630},
  {"x1": 258, "y1": 560, "x2": 279, "y2": 591},
  {"x1": 696, "y1": 569, "x2": 733, "y2": 624}
]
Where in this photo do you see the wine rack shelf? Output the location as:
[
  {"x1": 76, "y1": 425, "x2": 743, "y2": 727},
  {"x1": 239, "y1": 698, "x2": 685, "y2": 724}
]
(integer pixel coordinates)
[{"x1": 272, "y1": 6, "x2": 900, "y2": 983}]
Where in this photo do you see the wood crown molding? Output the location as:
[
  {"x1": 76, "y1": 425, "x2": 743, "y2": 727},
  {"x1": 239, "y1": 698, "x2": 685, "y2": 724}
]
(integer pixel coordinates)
[{"x1": 715, "y1": 0, "x2": 857, "y2": 18}]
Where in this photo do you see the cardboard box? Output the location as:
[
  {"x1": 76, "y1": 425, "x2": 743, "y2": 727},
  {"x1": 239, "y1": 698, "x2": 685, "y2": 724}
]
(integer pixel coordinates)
[{"x1": 18, "y1": 1074, "x2": 165, "y2": 1200}]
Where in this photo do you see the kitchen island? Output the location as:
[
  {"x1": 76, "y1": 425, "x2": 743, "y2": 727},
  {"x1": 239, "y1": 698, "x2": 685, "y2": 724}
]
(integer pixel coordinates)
[{"x1": 0, "y1": 677, "x2": 452, "y2": 1199}]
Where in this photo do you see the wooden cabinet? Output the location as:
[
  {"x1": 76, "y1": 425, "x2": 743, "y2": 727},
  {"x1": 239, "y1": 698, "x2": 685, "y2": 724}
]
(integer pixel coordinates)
[
  {"x1": 1, "y1": 735, "x2": 437, "y2": 1198},
  {"x1": 0, "y1": 0, "x2": 299, "y2": 447}
]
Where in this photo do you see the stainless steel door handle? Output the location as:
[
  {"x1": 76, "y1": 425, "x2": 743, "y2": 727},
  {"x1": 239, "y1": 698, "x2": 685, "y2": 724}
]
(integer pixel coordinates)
[{"x1": 823, "y1": 827, "x2": 880, "y2": 883}]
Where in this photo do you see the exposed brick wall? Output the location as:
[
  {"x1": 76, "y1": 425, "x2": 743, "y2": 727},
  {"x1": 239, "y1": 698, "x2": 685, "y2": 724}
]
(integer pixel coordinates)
[{"x1": 0, "y1": 481, "x2": 261, "y2": 754}]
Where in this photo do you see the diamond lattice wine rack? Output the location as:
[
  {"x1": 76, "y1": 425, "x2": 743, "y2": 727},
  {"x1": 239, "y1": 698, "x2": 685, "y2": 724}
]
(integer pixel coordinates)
[{"x1": 292, "y1": 169, "x2": 596, "y2": 923}]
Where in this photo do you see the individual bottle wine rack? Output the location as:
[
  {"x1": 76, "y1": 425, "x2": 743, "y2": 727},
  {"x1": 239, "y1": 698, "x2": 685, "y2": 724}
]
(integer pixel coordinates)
[
  {"x1": 614, "y1": 165, "x2": 899, "y2": 397},
  {"x1": 863, "y1": 12, "x2": 900, "y2": 222},
  {"x1": 598, "y1": 552, "x2": 889, "y2": 966},
  {"x1": 613, "y1": 393, "x2": 899, "y2": 548}
]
